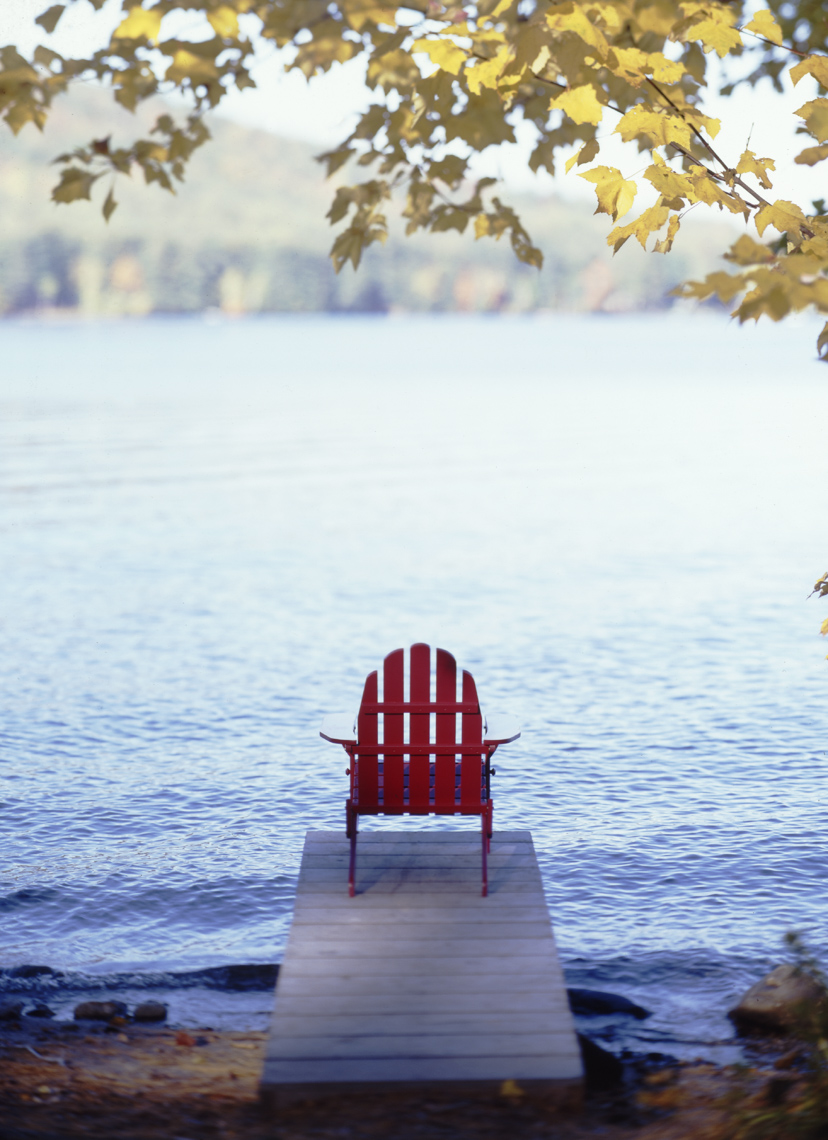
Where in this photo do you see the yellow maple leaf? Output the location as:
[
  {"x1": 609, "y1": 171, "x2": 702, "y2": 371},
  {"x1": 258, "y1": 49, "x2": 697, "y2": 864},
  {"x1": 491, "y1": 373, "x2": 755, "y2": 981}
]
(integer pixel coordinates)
[
  {"x1": 646, "y1": 51, "x2": 685, "y2": 83},
  {"x1": 585, "y1": 1, "x2": 630, "y2": 35},
  {"x1": 52, "y1": 166, "x2": 98, "y2": 203},
  {"x1": 367, "y1": 49, "x2": 420, "y2": 93},
  {"x1": 790, "y1": 55, "x2": 828, "y2": 89},
  {"x1": 207, "y1": 6, "x2": 239, "y2": 39},
  {"x1": 681, "y1": 105, "x2": 720, "y2": 140},
  {"x1": 636, "y1": 0, "x2": 676, "y2": 37},
  {"x1": 678, "y1": 269, "x2": 747, "y2": 304},
  {"x1": 551, "y1": 84, "x2": 604, "y2": 126},
  {"x1": 466, "y1": 45, "x2": 512, "y2": 96},
  {"x1": 579, "y1": 165, "x2": 637, "y2": 220},
  {"x1": 737, "y1": 275, "x2": 792, "y2": 322},
  {"x1": 615, "y1": 105, "x2": 693, "y2": 149},
  {"x1": 724, "y1": 234, "x2": 776, "y2": 265},
  {"x1": 795, "y1": 99, "x2": 828, "y2": 143},
  {"x1": 795, "y1": 144, "x2": 828, "y2": 166},
  {"x1": 644, "y1": 154, "x2": 692, "y2": 203},
  {"x1": 654, "y1": 212, "x2": 680, "y2": 253},
  {"x1": 166, "y1": 49, "x2": 218, "y2": 85},
  {"x1": 743, "y1": 9, "x2": 783, "y2": 46},
  {"x1": 545, "y1": 6, "x2": 609, "y2": 60},
  {"x1": 607, "y1": 204, "x2": 670, "y2": 251},
  {"x1": 565, "y1": 137, "x2": 600, "y2": 172},
  {"x1": 611, "y1": 47, "x2": 684, "y2": 85},
  {"x1": 114, "y1": 5, "x2": 162, "y2": 44},
  {"x1": 754, "y1": 199, "x2": 807, "y2": 237},
  {"x1": 735, "y1": 149, "x2": 775, "y2": 189},
  {"x1": 344, "y1": 1, "x2": 397, "y2": 33},
  {"x1": 35, "y1": 4, "x2": 65, "y2": 34},
  {"x1": 689, "y1": 170, "x2": 747, "y2": 215},
  {"x1": 683, "y1": 14, "x2": 742, "y2": 58},
  {"x1": 412, "y1": 37, "x2": 467, "y2": 76},
  {"x1": 610, "y1": 46, "x2": 650, "y2": 88}
]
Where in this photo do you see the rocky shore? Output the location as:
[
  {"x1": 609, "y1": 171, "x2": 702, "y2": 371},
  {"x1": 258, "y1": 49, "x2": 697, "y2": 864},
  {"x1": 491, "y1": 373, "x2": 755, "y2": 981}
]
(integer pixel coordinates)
[
  {"x1": 1, "y1": 962, "x2": 823, "y2": 1140},
  {"x1": 0, "y1": 1015, "x2": 790, "y2": 1140}
]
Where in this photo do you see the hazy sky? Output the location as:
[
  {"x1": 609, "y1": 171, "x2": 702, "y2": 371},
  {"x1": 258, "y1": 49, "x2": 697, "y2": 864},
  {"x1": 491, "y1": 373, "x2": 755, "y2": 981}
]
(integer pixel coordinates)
[{"x1": 0, "y1": 0, "x2": 822, "y2": 206}]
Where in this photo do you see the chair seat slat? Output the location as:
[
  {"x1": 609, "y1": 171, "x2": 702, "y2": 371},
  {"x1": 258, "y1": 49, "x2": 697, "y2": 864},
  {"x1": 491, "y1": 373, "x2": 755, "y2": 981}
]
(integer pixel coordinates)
[
  {"x1": 359, "y1": 702, "x2": 480, "y2": 714},
  {"x1": 352, "y1": 743, "x2": 489, "y2": 757}
]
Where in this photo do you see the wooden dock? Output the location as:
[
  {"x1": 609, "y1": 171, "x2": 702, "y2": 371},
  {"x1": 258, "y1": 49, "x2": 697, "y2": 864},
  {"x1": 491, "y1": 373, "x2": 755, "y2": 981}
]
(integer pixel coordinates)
[{"x1": 260, "y1": 830, "x2": 583, "y2": 1107}]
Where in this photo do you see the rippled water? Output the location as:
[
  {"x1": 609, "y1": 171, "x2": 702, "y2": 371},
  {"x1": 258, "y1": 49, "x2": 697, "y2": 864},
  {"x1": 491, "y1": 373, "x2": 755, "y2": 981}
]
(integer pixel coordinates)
[{"x1": 1, "y1": 313, "x2": 826, "y2": 1056}]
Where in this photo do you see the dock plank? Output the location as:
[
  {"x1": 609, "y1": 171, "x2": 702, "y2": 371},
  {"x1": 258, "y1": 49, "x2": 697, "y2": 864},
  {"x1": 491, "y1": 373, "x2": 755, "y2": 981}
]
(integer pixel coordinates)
[{"x1": 261, "y1": 830, "x2": 582, "y2": 1107}]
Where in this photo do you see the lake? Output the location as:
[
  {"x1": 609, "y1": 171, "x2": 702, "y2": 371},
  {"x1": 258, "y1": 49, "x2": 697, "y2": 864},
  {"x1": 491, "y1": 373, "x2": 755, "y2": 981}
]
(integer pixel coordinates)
[{"x1": 1, "y1": 312, "x2": 826, "y2": 1059}]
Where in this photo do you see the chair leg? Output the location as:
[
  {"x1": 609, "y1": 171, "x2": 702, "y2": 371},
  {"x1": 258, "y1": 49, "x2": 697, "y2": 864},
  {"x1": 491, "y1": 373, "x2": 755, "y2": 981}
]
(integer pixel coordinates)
[
  {"x1": 346, "y1": 800, "x2": 357, "y2": 897},
  {"x1": 481, "y1": 810, "x2": 488, "y2": 898},
  {"x1": 487, "y1": 801, "x2": 493, "y2": 854}
]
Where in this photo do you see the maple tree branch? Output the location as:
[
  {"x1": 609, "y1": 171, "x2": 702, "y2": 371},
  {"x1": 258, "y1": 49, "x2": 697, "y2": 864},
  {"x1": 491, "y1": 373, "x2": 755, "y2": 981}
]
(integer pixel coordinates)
[
  {"x1": 465, "y1": 48, "x2": 569, "y2": 92},
  {"x1": 644, "y1": 77, "x2": 728, "y2": 166},
  {"x1": 667, "y1": 140, "x2": 769, "y2": 209},
  {"x1": 644, "y1": 75, "x2": 775, "y2": 209},
  {"x1": 737, "y1": 27, "x2": 809, "y2": 58}
]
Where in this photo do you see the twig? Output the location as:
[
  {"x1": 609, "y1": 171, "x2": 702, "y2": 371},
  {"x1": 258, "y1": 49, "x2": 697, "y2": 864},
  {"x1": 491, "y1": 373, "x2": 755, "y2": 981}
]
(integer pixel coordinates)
[
  {"x1": 645, "y1": 76, "x2": 773, "y2": 209},
  {"x1": 19, "y1": 1044, "x2": 67, "y2": 1066},
  {"x1": 737, "y1": 27, "x2": 809, "y2": 58}
]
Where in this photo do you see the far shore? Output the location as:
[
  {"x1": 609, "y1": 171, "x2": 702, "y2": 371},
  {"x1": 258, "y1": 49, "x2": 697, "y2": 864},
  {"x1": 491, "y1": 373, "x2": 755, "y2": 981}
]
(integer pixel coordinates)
[{"x1": 0, "y1": 1017, "x2": 780, "y2": 1140}]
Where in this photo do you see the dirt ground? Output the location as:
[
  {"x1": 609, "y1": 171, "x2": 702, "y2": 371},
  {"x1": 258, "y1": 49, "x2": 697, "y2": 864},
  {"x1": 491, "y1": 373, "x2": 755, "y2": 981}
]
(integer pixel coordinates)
[{"x1": 0, "y1": 1019, "x2": 771, "y2": 1140}]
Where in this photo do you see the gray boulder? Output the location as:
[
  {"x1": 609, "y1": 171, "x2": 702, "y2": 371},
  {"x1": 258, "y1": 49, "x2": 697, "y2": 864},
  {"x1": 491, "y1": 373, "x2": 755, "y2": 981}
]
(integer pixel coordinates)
[
  {"x1": 729, "y1": 964, "x2": 827, "y2": 1033},
  {"x1": 73, "y1": 1000, "x2": 128, "y2": 1021},
  {"x1": 0, "y1": 1001, "x2": 24, "y2": 1021}
]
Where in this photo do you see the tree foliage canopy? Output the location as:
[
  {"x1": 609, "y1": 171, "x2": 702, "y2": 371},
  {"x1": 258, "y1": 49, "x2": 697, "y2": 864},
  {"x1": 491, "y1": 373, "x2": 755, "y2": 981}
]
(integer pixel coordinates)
[{"x1": 3, "y1": 0, "x2": 828, "y2": 352}]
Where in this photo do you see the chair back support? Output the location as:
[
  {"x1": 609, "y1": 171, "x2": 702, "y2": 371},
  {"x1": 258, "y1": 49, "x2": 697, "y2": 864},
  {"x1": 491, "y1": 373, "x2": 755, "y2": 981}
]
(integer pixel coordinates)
[
  {"x1": 352, "y1": 644, "x2": 487, "y2": 816},
  {"x1": 321, "y1": 642, "x2": 519, "y2": 895}
]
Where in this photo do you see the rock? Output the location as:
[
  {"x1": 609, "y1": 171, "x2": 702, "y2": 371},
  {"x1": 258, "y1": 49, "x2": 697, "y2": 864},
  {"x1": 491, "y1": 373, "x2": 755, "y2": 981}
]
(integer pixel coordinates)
[
  {"x1": 9, "y1": 965, "x2": 57, "y2": 979},
  {"x1": 176, "y1": 963, "x2": 279, "y2": 991},
  {"x1": 773, "y1": 1046, "x2": 803, "y2": 1070},
  {"x1": 728, "y1": 964, "x2": 828, "y2": 1034},
  {"x1": 764, "y1": 1072, "x2": 799, "y2": 1105},
  {"x1": 567, "y1": 988, "x2": 651, "y2": 1020},
  {"x1": 577, "y1": 1034, "x2": 624, "y2": 1088},
  {"x1": 73, "y1": 1000, "x2": 128, "y2": 1022},
  {"x1": 0, "y1": 1001, "x2": 24, "y2": 1021},
  {"x1": 25, "y1": 1004, "x2": 55, "y2": 1019},
  {"x1": 133, "y1": 1001, "x2": 167, "y2": 1023}
]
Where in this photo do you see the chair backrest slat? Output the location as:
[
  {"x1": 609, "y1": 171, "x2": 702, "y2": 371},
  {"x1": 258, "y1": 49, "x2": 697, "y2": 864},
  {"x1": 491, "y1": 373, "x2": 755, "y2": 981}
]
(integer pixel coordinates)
[
  {"x1": 382, "y1": 648, "x2": 405, "y2": 808},
  {"x1": 434, "y1": 648, "x2": 459, "y2": 810},
  {"x1": 356, "y1": 670, "x2": 379, "y2": 807},
  {"x1": 353, "y1": 645, "x2": 487, "y2": 814},
  {"x1": 460, "y1": 669, "x2": 484, "y2": 808},
  {"x1": 408, "y1": 642, "x2": 431, "y2": 810}
]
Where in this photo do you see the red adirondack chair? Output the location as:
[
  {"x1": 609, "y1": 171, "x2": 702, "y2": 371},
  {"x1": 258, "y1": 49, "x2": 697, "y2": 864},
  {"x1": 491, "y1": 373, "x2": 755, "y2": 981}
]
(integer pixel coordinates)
[{"x1": 320, "y1": 644, "x2": 520, "y2": 897}]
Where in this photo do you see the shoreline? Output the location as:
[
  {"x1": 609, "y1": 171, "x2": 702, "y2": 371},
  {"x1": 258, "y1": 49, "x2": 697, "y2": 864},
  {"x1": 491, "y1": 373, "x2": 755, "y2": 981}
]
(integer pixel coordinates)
[{"x1": 0, "y1": 1018, "x2": 776, "y2": 1140}]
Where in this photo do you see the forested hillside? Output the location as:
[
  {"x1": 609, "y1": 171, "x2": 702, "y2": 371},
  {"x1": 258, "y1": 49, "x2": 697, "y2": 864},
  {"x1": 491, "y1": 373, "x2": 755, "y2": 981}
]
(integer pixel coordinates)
[{"x1": 0, "y1": 88, "x2": 735, "y2": 316}]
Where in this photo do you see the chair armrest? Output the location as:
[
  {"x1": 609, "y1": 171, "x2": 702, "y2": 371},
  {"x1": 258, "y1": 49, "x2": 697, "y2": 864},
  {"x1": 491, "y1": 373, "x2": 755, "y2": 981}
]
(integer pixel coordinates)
[
  {"x1": 320, "y1": 713, "x2": 357, "y2": 745},
  {"x1": 484, "y1": 713, "x2": 521, "y2": 746}
]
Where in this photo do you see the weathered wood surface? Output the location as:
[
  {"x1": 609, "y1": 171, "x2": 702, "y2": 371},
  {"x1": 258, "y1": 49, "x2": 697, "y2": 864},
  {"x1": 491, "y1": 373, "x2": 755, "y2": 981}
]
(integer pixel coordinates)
[{"x1": 260, "y1": 830, "x2": 583, "y2": 1107}]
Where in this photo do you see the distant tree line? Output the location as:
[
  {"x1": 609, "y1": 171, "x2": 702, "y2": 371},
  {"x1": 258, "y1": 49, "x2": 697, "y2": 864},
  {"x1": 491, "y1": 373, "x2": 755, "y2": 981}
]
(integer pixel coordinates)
[{"x1": 0, "y1": 232, "x2": 693, "y2": 318}]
